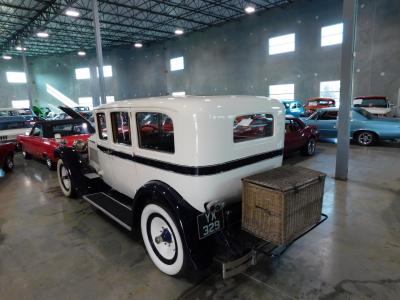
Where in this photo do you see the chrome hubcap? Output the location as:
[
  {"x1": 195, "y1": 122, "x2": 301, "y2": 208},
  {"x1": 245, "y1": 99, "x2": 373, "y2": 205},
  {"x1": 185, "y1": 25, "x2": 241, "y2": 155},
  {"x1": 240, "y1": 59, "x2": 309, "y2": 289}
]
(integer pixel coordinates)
[
  {"x1": 308, "y1": 139, "x2": 316, "y2": 154},
  {"x1": 151, "y1": 217, "x2": 176, "y2": 259},
  {"x1": 359, "y1": 133, "x2": 372, "y2": 145}
]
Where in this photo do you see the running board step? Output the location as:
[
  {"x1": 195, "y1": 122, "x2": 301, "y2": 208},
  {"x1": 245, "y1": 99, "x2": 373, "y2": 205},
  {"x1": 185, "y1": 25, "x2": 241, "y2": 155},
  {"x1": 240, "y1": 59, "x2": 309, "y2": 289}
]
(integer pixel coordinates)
[{"x1": 83, "y1": 192, "x2": 133, "y2": 231}]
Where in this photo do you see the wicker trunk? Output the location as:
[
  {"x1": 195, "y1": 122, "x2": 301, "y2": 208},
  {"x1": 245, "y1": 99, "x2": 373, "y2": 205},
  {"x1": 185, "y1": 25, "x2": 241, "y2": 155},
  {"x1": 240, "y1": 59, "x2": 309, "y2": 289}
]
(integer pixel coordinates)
[{"x1": 242, "y1": 165, "x2": 326, "y2": 245}]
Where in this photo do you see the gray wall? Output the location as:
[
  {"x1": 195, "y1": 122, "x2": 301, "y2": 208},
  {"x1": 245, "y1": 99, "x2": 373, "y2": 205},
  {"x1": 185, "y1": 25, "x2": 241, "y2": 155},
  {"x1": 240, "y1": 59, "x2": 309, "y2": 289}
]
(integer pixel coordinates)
[{"x1": 0, "y1": 0, "x2": 399, "y2": 108}]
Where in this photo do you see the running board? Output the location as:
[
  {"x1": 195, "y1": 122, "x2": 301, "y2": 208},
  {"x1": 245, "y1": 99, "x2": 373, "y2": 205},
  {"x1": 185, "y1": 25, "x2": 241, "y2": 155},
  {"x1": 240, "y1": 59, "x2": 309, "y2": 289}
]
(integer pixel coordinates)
[{"x1": 83, "y1": 192, "x2": 133, "y2": 231}]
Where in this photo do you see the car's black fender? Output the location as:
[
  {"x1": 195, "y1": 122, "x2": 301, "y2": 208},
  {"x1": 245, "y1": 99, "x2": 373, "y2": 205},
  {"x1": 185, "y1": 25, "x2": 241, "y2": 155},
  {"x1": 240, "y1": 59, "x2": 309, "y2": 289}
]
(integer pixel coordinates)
[
  {"x1": 55, "y1": 146, "x2": 87, "y2": 193},
  {"x1": 133, "y1": 180, "x2": 214, "y2": 271}
]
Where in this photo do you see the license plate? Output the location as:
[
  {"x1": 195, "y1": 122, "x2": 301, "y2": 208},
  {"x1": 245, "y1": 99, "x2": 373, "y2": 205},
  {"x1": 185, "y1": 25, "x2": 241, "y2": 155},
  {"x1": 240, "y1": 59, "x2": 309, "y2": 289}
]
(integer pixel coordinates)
[{"x1": 197, "y1": 209, "x2": 224, "y2": 239}]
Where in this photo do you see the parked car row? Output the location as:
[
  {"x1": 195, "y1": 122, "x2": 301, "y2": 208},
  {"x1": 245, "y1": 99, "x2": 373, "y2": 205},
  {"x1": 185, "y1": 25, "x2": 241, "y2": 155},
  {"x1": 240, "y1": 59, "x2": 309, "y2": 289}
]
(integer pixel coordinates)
[{"x1": 281, "y1": 95, "x2": 398, "y2": 118}]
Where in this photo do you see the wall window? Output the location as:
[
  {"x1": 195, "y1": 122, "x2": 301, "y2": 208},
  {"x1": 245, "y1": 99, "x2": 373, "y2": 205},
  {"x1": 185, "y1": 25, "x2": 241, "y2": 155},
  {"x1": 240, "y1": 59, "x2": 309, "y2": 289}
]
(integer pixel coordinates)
[
  {"x1": 172, "y1": 91, "x2": 185, "y2": 97},
  {"x1": 136, "y1": 112, "x2": 174, "y2": 153},
  {"x1": 269, "y1": 84, "x2": 295, "y2": 100},
  {"x1": 12, "y1": 100, "x2": 30, "y2": 108},
  {"x1": 78, "y1": 97, "x2": 93, "y2": 110},
  {"x1": 96, "y1": 65, "x2": 113, "y2": 78},
  {"x1": 269, "y1": 33, "x2": 295, "y2": 55},
  {"x1": 234, "y1": 114, "x2": 274, "y2": 143},
  {"x1": 111, "y1": 112, "x2": 131, "y2": 145},
  {"x1": 96, "y1": 113, "x2": 107, "y2": 140},
  {"x1": 170, "y1": 56, "x2": 184, "y2": 71},
  {"x1": 75, "y1": 68, "x2": 90, "y2": 80},
  {"x1": 320, "y1": 80, "x2": 341, "y2": 103},
  {"x1": 6, "y1": 72, "x2": 27, "y2": 83},
  {"x1": 321, "y1": 23, "x2": 343, "y2": 47},
  {"x1": 106, "y1": 96, "x2": 115, "y2": 103}
]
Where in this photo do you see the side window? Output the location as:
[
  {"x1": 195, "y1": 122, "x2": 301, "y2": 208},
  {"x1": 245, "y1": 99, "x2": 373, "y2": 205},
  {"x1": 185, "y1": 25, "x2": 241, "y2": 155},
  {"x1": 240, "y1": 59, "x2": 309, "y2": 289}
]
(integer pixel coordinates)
[
  {"x1": 136, "y1": 112, "x2": 175, "y2": 153},
  {"x1": 111, "y1": 112, "x2": 131, "y2": 145},
  {"x1": 320, "y1": 111, "x2": 338, "y2": 120},
  {"x1": 31, "y1": 125, "x2": 42, "y2": 137},
  {"x1": 96, "y1": 113, "x2": 107, "y2": 140},
  {"x1": 234, "y1": 113, "x2": 274, "y2": 143}
]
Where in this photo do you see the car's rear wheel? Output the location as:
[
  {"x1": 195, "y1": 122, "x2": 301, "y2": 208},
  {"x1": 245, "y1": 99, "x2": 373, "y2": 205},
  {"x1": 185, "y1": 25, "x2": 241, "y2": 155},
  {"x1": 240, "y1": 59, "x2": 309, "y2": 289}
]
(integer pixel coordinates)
[
  {"x1": 140, "y1": 201, "x2": 188, "y2": 276},
  {"x1": 301, "y1": 137, "x2": 316, "y2": 156},
  {"x1": 22, "y1": 146, "x2": 31, "y2": 159},
  {"x1": 355, "y1": 131, "x2": 377, "y2": 146},
  {"x1": 57, "y1": 159, "x2": 77, "y2": 198},
  {"x1": 4, "y1": 153, "x2": 14, "y2": 171}
]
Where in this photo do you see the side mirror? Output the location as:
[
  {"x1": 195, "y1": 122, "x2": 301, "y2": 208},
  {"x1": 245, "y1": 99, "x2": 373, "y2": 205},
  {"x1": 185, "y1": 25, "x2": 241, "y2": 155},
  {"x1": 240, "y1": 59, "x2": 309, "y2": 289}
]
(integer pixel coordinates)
[{"x1": 54, "y1": 133, "x2": 62, "y2": 143}]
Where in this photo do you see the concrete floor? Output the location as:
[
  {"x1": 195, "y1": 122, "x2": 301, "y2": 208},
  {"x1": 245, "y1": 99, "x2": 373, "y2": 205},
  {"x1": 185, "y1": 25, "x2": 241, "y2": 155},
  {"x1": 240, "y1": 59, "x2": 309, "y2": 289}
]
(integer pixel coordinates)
[{"x1": 0, "y1": 142, "x2": 399, "y2": 299}]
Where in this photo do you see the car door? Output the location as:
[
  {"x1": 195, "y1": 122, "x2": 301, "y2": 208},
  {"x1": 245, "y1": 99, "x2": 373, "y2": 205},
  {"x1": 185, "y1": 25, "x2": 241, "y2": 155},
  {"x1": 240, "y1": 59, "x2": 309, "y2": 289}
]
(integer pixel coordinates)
[
  {"x1": 284, "y1": 119, "x2": 303, "y2": 152},
  {"x1": 315, "y1": 111, "x2": 338, "y2": 138},
  {"x1": 28, "y1": 124, "x2": 44, "y2": 157},
  {"x1": 107, "y1": 110, "x2": 137, "y2": 198}
]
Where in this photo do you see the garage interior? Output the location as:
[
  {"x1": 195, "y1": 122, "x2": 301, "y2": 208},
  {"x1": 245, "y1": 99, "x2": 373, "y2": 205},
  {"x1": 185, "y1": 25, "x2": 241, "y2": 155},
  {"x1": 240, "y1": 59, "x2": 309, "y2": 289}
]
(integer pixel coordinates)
[{"x1": 0, "y1": 0, "x2": 400, "y2": 299}]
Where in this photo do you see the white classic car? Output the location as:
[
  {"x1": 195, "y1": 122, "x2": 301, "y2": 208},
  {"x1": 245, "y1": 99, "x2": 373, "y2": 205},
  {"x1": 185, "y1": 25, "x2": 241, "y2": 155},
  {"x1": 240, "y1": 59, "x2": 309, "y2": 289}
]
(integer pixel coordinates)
[
  {"x1": 0, "y1": 108, "x2": 36, "y2": 142},
  {"x1": 56, "y1": 95, "x2": 285, "y2": 276}
]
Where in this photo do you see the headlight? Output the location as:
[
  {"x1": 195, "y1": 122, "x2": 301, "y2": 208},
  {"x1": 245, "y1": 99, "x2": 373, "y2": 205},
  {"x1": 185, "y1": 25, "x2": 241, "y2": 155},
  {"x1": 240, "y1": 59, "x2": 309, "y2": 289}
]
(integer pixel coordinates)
[{"x1": 73, "y1": 139, "x2": 87, "y2": 152}]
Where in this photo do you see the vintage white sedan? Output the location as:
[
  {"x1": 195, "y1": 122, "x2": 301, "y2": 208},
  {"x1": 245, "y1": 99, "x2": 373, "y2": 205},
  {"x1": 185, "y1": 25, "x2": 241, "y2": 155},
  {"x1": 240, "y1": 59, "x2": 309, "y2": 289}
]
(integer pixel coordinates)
[{"x1": 57, "y1": 95, "x2": 285, "y2": 276}]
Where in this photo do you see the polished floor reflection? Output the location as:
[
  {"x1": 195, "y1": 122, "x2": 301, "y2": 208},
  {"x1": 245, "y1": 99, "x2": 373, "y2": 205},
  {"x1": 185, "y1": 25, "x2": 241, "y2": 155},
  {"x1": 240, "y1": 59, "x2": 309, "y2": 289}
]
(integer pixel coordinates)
[{"x1": 0, "y1": 142, "x2": 399, "y2": 299}]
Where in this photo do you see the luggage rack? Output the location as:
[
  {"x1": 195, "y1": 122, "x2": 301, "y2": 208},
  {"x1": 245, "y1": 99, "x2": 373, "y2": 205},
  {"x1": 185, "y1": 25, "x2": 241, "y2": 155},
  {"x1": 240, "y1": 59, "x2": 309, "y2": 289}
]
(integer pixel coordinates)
[{"x1": 214, "y1": 213, "x2": 328, "y2": 279}]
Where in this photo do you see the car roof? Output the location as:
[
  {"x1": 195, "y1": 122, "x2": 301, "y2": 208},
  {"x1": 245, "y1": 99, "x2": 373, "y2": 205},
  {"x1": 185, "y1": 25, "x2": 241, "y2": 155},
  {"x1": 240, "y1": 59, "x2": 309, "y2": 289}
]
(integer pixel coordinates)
[
  {"x1": 95, "y1": 95, "x2": 281, "y2": 115},
  {"x1": 354, "y1": 96, "x2": 387, "y2": 100},
  {"x1": 306, "y1": 97, "x2": 335, "y2": 101}
]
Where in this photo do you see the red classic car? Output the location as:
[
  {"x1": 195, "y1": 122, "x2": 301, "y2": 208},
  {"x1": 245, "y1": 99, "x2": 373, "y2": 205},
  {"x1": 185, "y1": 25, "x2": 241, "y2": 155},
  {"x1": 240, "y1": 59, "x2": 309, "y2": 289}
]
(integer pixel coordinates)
[
  {"x1": 284, "y1": 116, "x2": 319, "y2": 156},
  {"x1": 305, "y1": 98, "x2": 336, "y2": 115},
  {"x1": 17, "y1": 119, "x2": 94, "y2": 170},
  {"x1": 0, "y1": 142, "x2": 15, "y2": 173}
]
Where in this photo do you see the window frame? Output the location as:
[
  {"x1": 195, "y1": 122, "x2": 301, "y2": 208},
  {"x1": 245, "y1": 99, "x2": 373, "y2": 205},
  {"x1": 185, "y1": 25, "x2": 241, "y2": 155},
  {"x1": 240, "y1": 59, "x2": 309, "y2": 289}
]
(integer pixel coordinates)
[
  {"x1": 233, "y1": 113, "x2": 274, "y2": 143},
  {"x1": 110, "y1": 111, "x2": 132, "y2": 146},
  {"x1": 96, "y1": 112, "x2": 108, "y2": 141},
  {"x1": 136, "y1": 111, "x2": 175, "y2": 154}
]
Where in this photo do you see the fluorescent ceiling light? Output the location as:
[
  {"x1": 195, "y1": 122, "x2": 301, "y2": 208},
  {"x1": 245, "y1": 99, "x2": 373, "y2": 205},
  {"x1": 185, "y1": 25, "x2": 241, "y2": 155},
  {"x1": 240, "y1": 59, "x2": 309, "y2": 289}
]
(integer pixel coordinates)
[
  {"x1": 244, "y1": 5, "x2": 256, "y2": 14},
  {"x1": 134, "y1": 42, "x2": 143, "y2": 48},
  {"x1": 15, "y1": 46, "x2": 27, "y2": 51},
  {"x1": 2, "y1": 55, "x2": 12, "y2": 60},
  {"x1": 36, "y1": 31, "x2": 49, "y2": 38},
  {"x1": 174, "y1": 29, "x2": 184, "y2": 35},
  {"x1": 77, "y1": 50, "x2": 86, "y2": 56},
  {"x1": 65, "y1": 9, "x2": 80, "y2": 17}
]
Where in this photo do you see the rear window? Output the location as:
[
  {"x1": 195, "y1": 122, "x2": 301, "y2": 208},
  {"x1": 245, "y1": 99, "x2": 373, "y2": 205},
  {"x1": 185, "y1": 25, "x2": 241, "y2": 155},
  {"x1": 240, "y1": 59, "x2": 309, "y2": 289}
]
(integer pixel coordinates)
[
  {"x1": 354, "y1": 98, "x2": 387, "y2": 108},
  {"x1": 233, "y1": 114, "x2": 274, "y2": 143},
  {"x1": 136, "y1": 112, "x2": 174, "y2": 153}
]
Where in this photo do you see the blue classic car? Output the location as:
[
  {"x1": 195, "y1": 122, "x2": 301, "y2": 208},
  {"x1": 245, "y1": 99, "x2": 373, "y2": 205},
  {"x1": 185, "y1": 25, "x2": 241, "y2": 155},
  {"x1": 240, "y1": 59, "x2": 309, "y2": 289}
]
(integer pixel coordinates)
[
  {"x1": 303, "y1": 107, "x2": 400, "y2": 146},
  {"x1": 280, "y1": 100, "x2": 305, "y2": 118}
]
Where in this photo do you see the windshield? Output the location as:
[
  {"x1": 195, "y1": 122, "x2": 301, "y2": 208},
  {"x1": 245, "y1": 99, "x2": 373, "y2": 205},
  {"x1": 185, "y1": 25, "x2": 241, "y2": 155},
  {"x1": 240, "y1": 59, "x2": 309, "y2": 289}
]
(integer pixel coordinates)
[
  {"x1": 51, "y1": 121, "x2": 91, "y2": 137},
  {"x1": 283, "y1": 102, "x2": 290, "y2": 109},
  {"x1": 353, "y1": 108, "x2": 373, "y2": 120},
  {"x1": 354, "y1": 98, "x2": 388, "y2": 108}
]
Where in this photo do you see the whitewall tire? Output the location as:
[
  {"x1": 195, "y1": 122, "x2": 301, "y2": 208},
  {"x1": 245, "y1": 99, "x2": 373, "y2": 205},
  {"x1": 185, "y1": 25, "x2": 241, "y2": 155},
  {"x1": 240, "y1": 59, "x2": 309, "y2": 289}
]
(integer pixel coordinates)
[
  {"x1": 140, "y1": 202, "x2": 186, "y2": 276},
  {"x1": 57, "y1": 159, "x2": 76, "y2": 198}
]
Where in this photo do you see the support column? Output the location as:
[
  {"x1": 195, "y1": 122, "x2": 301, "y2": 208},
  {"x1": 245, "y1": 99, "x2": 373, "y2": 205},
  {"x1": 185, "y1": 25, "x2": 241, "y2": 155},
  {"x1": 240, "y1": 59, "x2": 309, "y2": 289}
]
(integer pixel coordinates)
[
  {"x1": 92, "y1": 0, "x2": 106, "y2": 106},
  {"x1": 335, "y1": 0, "x2": 358, "y2": 181},
  {"x1": 21, "y1": 47, "x2": 34, "y2": 108}
]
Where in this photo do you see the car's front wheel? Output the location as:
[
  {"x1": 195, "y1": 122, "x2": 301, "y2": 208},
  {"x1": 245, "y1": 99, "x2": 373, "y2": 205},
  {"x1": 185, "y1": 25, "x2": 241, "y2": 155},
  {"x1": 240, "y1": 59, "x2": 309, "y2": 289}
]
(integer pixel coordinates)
[
  {"x1": 355, "y1": 131, "x2": 377, "y2": 146},
  {"x1": 301, "y1": 137, "x2": 317, "y2": 156},
  {"x1": 4, "y1": 153, "x2": 14, "y2": 171},
  {"x1": 57, "y1": 159, "x2": 77, "y2": 198},
  {"x1": 140, "y1": 201, "x2": 187, "y2": 276}
]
